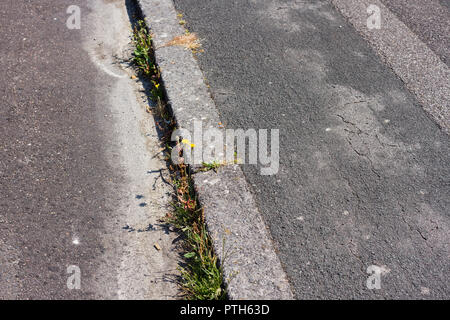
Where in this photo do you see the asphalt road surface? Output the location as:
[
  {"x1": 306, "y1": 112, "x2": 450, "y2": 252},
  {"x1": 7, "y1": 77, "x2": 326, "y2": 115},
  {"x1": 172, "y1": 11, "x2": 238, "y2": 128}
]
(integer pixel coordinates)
[
  {"x1": 0, "y1": 0, "x2": 179, "y2": 299},
  {"x1": 173, "y1": 0, "x2": 450, "y2": 298}
]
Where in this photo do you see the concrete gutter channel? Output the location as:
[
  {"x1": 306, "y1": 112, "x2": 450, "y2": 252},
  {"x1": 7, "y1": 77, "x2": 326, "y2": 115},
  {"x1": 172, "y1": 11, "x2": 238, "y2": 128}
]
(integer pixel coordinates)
[{"x1": 135, "y1": 0, "x2": 293, "y2": 299}]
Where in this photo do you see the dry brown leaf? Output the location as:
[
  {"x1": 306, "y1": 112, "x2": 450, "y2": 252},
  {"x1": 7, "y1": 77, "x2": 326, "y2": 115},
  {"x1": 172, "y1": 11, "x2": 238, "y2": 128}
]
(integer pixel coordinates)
[{"x1": 159, "y1": 33, "x2": 201, "y2": 50}]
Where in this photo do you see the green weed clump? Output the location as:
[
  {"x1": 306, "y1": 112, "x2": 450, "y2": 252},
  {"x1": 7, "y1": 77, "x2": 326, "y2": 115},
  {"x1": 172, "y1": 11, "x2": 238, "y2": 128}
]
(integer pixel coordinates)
[
  {"x1": 132, "y1": 20, "x2": 226, "y2": 300},
  {"x1": 168, "y1": 162, "x2": 226, "y2": 300},
  {"x1": 132, "y1": 20, "x2": 163, "y2": 100}
]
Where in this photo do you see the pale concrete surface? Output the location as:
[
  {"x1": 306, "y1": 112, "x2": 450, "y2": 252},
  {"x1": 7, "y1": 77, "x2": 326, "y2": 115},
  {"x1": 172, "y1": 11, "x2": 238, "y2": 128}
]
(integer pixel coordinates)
[{"x1": 0, "y1": 0, "x2": 181, "y2": 299}]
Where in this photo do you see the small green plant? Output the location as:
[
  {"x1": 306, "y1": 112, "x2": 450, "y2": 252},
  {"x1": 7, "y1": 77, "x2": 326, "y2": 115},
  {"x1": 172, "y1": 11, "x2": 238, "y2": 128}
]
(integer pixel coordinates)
[
  {"x1": 132, "y1": 20, "x2": 163, "y2": 100},
  {"x1": 133, "y1": 20, "x2": 154, "y2": 75},
  {"x1": 200, "y1": 161, "x2": 223, "y2": 172}
]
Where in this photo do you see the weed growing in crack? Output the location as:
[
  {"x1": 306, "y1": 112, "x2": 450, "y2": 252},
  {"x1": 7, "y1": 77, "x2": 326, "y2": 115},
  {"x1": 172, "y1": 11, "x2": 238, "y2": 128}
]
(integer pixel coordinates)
[
  {"x1": 200, "y1": 161, "x2": 223, "y2": 172},
  {"x1": 132, "y1": 20, "x2": 163, "y2": 101},
  {"x1": 166, "y1": 151, "x2": 226, "y2": 300},
  {"x1": 132, "y1": 19, "x2": 226, "y2": 300}
]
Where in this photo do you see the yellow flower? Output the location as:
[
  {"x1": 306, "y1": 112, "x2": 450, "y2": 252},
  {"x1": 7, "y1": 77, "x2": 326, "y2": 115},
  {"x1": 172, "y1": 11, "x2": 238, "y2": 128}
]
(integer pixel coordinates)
[{"x1": 181, "y1": 139, "x2": 195, "y2": 148}]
